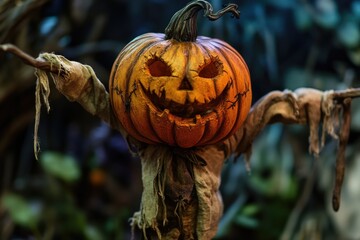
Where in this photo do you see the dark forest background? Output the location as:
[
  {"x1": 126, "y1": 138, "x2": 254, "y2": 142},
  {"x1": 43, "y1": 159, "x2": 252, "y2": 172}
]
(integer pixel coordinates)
[{"x1": 1, "y1": 0, "x2": 360, "y2": 239}]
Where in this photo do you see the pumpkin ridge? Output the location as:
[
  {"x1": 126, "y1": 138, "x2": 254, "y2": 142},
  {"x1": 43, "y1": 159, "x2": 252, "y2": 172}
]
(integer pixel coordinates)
[
  {"x1": 195, "y1": 44, "x2": 219, "y2": 96},
  {"x1": 214, "y1": 42, "x2": 251, "y2": 105},
  {"x1": 205, "y1": 108, "x2": 227, "y2": 145},
  {"x1": 209, "y1": 40, "x2": 249, "y2": 99},
  {"x1": 124, "y1": 40, "x2": 163, "y2": 106},
  {"x1": 202, "y1": 42, "x2": 241, "y2": 141},
  {"x1": 198, "y1": 43, "x2": 231, "y2": 97},
  {"x1": 118, "y1": 34, "x2": 160, "y2": 68},
  {"x1": 208, "y1": 40, "x2": 248, "y2": 80},
  {"x1": 197, "y1": 115, "x2": 215, "y2": 144},
  {"x1": 208, "y1": 41, "x2": 252, "y2": 139},
  {"x1": 116, "y1": 82, "x2": 155, "y2": 143},
  {"x1": 207, "y1": 42, "x2": 238, "y2": 101},
  {"x1": 147, "y1": 38, "x2": 174, "y2": 65},
  {"x1": 211, "y1": 39, "x2": 242, "y2": 57},
  {"x1": 146, "y1": 103, "x2": 166, "y2": 142},
  {"x1": 109, "y1": 59, "x2": 121, "y2": 105},
  {"x1": 160, "y1": 41, "x2": 180, "y2": 67},
  {"x1": 123, "y1": 109, "x2": 157, "y2": 144},
  {"x1": 223, "y1": 97, "x2": 244, "y2": 140},
  {"x1": 149, "y1": 108, "x2": 176, "y2": 145},
  {"x1": 211, "y1": 39, "x2": 251, "y2": 74}
]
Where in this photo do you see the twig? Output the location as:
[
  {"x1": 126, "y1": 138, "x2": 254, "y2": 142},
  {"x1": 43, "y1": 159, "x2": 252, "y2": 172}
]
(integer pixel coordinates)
[
  {"x1": 0, "y1": 44, "x2": 61, "y2": 74},
  {"x1": 332, "y1": 98, "x2": 351, "y2": 211},
  {"x1": 332, "y1": 88, "x2": 360, "y2": 100}
]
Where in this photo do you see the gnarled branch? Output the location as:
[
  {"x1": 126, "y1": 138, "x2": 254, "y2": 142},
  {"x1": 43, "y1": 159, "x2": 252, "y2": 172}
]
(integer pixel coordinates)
[{"x1": 231, "y1": 87, "x2": 359, "y2": 211}]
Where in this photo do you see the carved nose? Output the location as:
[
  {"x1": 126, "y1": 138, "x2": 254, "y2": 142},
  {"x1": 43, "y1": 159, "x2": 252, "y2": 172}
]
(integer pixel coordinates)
[{"x1": 178, "y1": 77, "x2": 193, "y2": 90}]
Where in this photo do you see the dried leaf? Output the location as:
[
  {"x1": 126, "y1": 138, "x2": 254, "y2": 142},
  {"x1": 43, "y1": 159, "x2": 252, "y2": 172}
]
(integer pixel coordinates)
[{"x1": 33, "y1": 68, "x2": 51, "y2": 160}]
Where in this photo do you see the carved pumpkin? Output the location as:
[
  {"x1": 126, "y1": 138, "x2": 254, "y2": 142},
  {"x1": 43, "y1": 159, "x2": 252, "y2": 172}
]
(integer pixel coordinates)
[{"x1": 109, "y1": 1, "x2": 252, "y2": 148}]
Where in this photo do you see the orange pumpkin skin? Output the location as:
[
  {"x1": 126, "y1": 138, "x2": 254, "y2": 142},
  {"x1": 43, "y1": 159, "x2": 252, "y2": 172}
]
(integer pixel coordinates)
[
  {"x1": 109, "y1": 2, "x2": 251, "y2": 148},
  {"x1": 110, "y1": 33, "x2": 251, "y2": 148}
]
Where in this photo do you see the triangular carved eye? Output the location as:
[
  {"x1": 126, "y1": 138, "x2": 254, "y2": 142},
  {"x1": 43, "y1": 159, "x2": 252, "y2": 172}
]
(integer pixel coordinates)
[
  {"x1": 199, "y1": 60, "x2": 222, "y2": 78},
  {"x1": 147, "y1": 58, "x2": 172, "y2": 77}
]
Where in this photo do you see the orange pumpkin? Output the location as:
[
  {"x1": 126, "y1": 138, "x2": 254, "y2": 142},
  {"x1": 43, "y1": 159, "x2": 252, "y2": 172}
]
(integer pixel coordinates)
[{"x1": 109, "y1": 0, "x2": 252, "y2": 148}]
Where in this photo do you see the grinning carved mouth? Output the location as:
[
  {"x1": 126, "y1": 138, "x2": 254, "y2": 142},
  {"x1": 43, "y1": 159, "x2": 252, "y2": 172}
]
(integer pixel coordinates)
[{"x1": 140, "y1": 81, "x2": 230, "y2": 118}]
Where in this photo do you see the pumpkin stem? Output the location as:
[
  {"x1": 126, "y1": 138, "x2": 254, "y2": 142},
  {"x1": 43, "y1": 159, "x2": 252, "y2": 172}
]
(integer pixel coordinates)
[{"x1": 165, "y1": 0, "x2": 240, "y2": 42}]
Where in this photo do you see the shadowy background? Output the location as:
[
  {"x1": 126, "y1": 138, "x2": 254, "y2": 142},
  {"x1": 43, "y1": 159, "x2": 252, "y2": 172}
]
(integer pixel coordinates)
[{"x1": 1, "y1": 0, "x2": 360, "y2": 239}]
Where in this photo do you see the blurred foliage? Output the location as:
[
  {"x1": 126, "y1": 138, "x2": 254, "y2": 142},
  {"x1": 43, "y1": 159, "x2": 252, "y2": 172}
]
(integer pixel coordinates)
[
  {"x1": 40, "y1": 152, "x2": 81, "y2": 182},
  {"x1": 1, "y1": 143, "x2": 139, "y2": 239},
  {"x1": 0, "y1": 0, "x2": 360, "y2": 239}
]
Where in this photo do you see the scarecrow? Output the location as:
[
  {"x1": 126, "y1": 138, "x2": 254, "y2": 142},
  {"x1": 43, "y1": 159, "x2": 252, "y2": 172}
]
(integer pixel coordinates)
[{"x1": 1, "y1": 1, "x2": 360, "y2": 239}]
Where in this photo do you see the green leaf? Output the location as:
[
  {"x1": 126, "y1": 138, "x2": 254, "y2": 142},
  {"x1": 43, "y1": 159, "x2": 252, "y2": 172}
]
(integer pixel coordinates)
[
  {"x1": 240, "y1": 204, "x2": 261, "y2": 216},
  {"x1": 40, "y1": 151, "x2": 80, "y2": 182},
  {"x1": 234, "y1": 204, "x2": 260, "y2": 228},
  {"x1": 1, "y1": 193, "x2": 40, "y2": 229}
]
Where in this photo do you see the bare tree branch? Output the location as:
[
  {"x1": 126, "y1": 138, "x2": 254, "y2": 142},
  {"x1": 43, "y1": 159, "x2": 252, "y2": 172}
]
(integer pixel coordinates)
[
  {"x1": 1, "y1": 44, "x2": 62, "y2": 74},
  {"x1": 332, "y1": 98, "x2": 351, "y2": 211},
  {"x1": 231, "y1": 88, "x2": 360, "y2": 211}
]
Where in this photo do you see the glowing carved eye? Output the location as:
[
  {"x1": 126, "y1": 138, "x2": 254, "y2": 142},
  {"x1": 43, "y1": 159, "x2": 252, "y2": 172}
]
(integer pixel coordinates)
[
  {"x1": 199, "y1": 60, "x2": 222, "y2": 78},
  {"x1": 147, "y1": 58, "x2": 172, "y2": 77}
]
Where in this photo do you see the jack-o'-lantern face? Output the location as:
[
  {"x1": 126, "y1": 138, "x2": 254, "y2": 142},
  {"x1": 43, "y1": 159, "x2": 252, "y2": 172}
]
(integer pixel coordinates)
[
  {"x1": 143, "y1": 46, "x2": 229, "y2": 119},
  {"x1": 109, "y1": 2, "x2": 252, "y2": 148}
]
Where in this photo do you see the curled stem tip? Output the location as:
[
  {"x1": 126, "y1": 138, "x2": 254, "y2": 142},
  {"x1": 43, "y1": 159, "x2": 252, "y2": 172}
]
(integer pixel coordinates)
[{"x1": 165, "y1": 0, "x2": 240, "y2": 42}]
